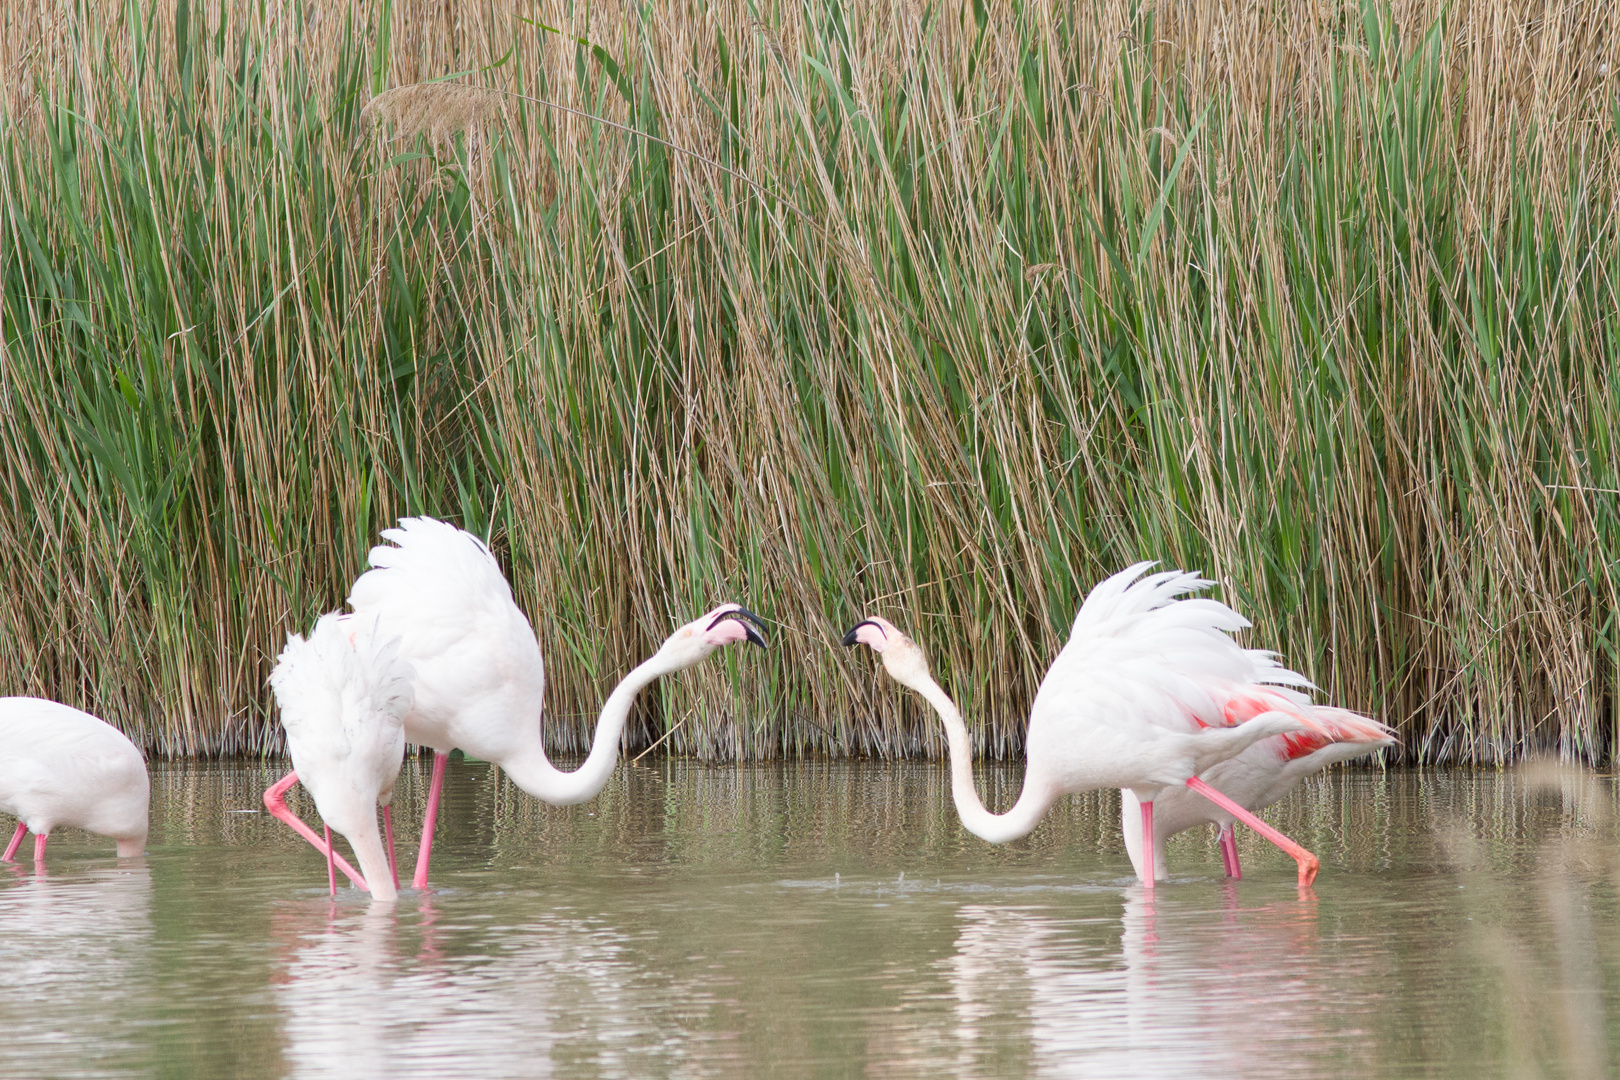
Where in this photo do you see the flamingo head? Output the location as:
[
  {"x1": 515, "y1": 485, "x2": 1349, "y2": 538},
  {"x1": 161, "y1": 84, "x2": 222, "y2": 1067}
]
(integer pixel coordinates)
[
  {"x1": 842, "y1": 616, "x2": 929, "y2": 685},
  {"x1": 656, "y1": 603, "x2": 768, "y2": 667}
]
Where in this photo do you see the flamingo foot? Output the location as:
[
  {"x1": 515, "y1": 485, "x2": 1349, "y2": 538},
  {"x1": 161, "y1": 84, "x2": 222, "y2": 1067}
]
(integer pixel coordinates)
[
  {"x1": 263, "y1": 771, "x2": 369, "y2": 891},
  {"x1": 383, "y1": 806, "x2": 399, "y2": 890},
  {"x1": 2, "y1": 822, "x2": 25, "y2": 862},
  {"x1": 1219, "y1": 826, "x2": 1242, "y2": 880},
  {"x1": 412, "y1": 752, "x2": 449, "y2": 891},
  {"x1": 1140, "y1": 800, "x2": 1156, "y2": 889},
  {"x1": 1187, "y1": 777, "x2": 1318, "y2": 887}
]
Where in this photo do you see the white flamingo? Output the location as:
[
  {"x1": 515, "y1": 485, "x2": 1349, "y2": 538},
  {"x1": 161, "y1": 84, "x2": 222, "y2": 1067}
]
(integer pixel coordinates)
[
  {"x1": 347, "y1": 516, "x2": 767, "y2": 889},
  {"x1": 264, "y1": 612, "x2": 415, "y2": 901},
  {"x1": 0, "y1": 698, "x2": 148, "y2": 863},
  {"x1": 843, "y1": 563, "x2": 1328, "y2": 888},
  {"x1": 1122, "y1": 709, "x2": 1394, "y2": 881}
]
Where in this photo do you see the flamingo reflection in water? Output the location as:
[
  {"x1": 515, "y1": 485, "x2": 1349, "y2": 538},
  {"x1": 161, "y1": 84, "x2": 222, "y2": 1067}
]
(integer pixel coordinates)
[
  {"x1": 0, "y1": 865, "x2": 155, "y2": 1075},
  {"x1": 268, "y1": 898, "x2": 657, "y2": 1077},
  {"x1": 947, "y1": 888, "x2": 1349, "y2": 1076}
]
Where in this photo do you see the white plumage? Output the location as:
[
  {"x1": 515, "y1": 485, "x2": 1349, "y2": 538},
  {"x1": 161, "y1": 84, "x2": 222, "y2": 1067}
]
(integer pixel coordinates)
[
  {"x1": 845, "y1": 563, "x2": 1330, "y2": 887},
  {"x1": 0, "y1": 697, "x2": 149, "y2": 861},
  {"x1": 347, "y1": 516, "x2": 767, "y2": 888},
  {"x1": 267, "y1": 612, "x2": 414, "y2": 901}
]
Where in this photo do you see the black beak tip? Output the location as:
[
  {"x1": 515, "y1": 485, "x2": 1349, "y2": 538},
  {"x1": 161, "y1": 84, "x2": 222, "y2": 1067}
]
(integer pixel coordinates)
[
  {"x1": 841, "y1": 626, "x2": 862, "y2": 647},
  {"x1": 744, "y1": 625, "x2": 768, "y2": 649}
]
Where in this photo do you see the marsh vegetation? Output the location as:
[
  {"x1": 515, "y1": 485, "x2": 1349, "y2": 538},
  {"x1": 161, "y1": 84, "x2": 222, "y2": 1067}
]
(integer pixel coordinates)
[{"x1": 1, "y1": 0, "x2": 1616, "y2": 759}]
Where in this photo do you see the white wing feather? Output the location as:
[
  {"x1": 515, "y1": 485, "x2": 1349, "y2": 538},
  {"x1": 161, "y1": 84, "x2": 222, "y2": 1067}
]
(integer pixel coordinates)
[
  {"x1": 1041, "y1": 563, "x2": 1322, "y2": 737},
  {"x1": 346, "y1": 516, "x2": 545, "y2": 758}
]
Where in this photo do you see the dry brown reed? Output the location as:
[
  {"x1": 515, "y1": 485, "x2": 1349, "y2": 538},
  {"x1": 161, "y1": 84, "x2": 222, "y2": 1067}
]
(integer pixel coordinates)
[{"x1": 0, "y1": 0, "x2": 1616, "y2": 761}]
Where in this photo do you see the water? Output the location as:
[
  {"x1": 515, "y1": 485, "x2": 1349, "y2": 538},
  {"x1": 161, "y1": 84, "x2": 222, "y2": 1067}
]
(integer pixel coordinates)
[{"x1": 2, "y1": 759, "x2": 1617, "y2": 1079}]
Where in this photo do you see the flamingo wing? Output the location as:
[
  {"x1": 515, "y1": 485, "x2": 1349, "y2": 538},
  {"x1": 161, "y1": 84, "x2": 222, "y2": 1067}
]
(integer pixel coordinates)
[
  {"x1": 346, "y1": 517, "x2": 544, "y2": 753},
  {"x1": 1035, "y1": 564, "x2": 1326, "y2": 738}
]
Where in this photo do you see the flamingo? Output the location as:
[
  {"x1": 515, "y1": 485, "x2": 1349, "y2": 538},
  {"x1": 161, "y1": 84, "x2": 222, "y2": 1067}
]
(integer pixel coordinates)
[
  {"x1": 264, "y1": 612, "x2": 415, "y2": 900},
  {"x1": 1122, "y1": 710, "x2": 1394, "y2": 881},
  {"x1": 0, "y1": 698, "x2": 148, "y2": 863},
  {"x1": 842, "y1": 563, "x2": 1329, "y2": 888},
  {"x1": 346, "y1": 516, "x2": 768, "y2": 889}
]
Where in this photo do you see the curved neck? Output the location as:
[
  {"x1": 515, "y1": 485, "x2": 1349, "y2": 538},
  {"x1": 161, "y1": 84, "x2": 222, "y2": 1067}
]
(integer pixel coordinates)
[
  {"x1": 500, "y1": 655, "x2": 672, "y2": 806},
  {"x1": 904, "y1": 670, "x2": 1054, "y2": 845}
]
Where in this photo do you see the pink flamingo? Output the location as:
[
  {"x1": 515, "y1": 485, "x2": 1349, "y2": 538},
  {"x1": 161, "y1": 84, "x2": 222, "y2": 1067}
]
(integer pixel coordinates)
[
  {"x1": 264, "y1": 612, "x2": 414, "y2": 900},
  {"x1": 0, "y1": 698, "x2": 148, "y2": 864},
  {"x1": 843, "y1": 563, "x2": 1327, "y2": 888},
  {"x1": 1122, "y1": 708, "x2": 1394, "y2": 881},
  {"x1": 347, "y1": 516, "x2": 767, "y2": 889}
]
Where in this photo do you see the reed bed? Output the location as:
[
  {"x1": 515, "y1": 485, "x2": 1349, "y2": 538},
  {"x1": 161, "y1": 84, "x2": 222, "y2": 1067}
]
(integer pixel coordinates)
[{"x1": 1, "y1": 0, "x2": 1616, "y2": 761}]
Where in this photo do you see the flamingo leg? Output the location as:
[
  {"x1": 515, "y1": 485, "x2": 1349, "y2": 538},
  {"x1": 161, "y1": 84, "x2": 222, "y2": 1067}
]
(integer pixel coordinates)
[
  {"x1": 263, "y1": 771, "x2": 369, "y2": 890},
  {"x1": 383, "y1": 806, "x2": 399, "y2": 890},
  {"x1": 412, "y1": 752, "x2": 449, "y2": 891},
  {"x1": 2, "y1": 823, "x2": 25, "y2": 862},
  {"x1": 1186, "y1": 777, "x2": 1317, "y2": 887},
  {"x1": 1219, "y1": 825, "x2": 1242, "y2": 880},
  {"x1": 324, "y1": 825, "x2": 337, "y2": 897},
  {"x1": 33, "y1": 833, "x2": 47, "y2": 862},
  {"x1": 1140, "y1": 800, "x2": 1156, "y2": 889}
]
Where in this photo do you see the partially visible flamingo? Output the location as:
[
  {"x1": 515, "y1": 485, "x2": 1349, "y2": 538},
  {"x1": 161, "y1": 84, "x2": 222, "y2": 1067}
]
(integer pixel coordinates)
[
  {"x1": 347, "y1": 516, "x2": 768, "y2": 889},
  {"x1": 264, "y1": 612, "x2": 415, "y2": 901},
  {"x1": 0, "y1": 698, "x2": 148, "y2": 863},
  {"x1": 843, "y1": 563, "x2": 1329, "y2": 888},
  {"x1": 1122, "y1": 709, "x2": 1394, "y2": 881}
]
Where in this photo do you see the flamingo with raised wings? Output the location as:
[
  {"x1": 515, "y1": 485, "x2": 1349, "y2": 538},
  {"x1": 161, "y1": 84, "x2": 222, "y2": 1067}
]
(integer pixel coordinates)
[
  {"x1": 843, "y1": 563, "x2": 1328, "y2": 888},
  {"x1": 265, "y1": 612, "x2": 415, "y2": 900},
  {"x1": 347, "y1": 516, "x2": 767, "y2": 889},
  {"x1": 1122, "y1": 709, "x2": 1394, "y2": 881},
  {"x1": 0, "y1": 698, "x2": 148, "y2": 863}
]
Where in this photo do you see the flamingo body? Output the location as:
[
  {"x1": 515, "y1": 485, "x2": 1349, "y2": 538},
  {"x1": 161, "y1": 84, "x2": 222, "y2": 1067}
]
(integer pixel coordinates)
[
  {"x1": 0, "y1": 698, "x2": 148, "y2": 860},
  {"x1": 845, "y1": 563, "x2": 1329, "y2": 886},
  {"x1": 346, "y1": 516, "x2": 767, "y2": 887},
  {"x1": 269, "y1": 613, "x2": 414, "y2": 900},
  {"x1": 348, "y1": 518, "x2": 543, "y2": 764}
]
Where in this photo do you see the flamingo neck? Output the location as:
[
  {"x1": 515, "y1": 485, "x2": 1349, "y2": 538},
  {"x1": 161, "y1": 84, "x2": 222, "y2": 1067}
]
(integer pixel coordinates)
[
  {"x1": 501, "y1": 655, "x2": 674, "y2": 806},
  {"x1": 902, "y1": 669, "x2": 1054, "y2": 845}
]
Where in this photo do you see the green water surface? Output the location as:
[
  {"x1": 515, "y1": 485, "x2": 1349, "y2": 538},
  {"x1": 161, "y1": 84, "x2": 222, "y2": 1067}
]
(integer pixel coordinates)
[{"x1": 2, "y1": 760, "x2": 1615, "y2": 1078}]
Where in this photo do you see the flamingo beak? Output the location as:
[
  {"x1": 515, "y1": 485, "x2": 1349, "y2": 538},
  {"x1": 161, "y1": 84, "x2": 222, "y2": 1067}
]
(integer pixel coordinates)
[
  {"x1": 707, "y1": 607, "x2": 769, "y2": 648},
  {"x1": 841, "y1": 620, "x2": 884, "y2": 647}
]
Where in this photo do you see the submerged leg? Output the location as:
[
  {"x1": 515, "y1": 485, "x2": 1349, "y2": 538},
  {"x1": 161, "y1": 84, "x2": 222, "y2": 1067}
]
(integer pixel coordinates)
[
  {"x1": 324, "y1": 825, "x2": 337, "y2": 897},
  {"x1": 412, "y1": 752, "x2": 449, "y2": 891},
  {"x1": 263, "y1": 771, "x2": 368, "y2": 890},
  {"x1": 1186, "y1": 777, "x2": 1317, "y2": 887},
  {"x1": 1219, "y1": 826, "x2": 1242, "y2": 880},
  {"x1": 33, "y1": 833, "x2": 47, "y2": 862},
  {"x1": 2, "y1": 823, "x2": 25, "y2": 862},
  {"x1": 1140, "y1": 800, "x2": 1156, "y2": 889},
  {"x1": 383, "y1": 806, "x2": 399, "y2": 890}
]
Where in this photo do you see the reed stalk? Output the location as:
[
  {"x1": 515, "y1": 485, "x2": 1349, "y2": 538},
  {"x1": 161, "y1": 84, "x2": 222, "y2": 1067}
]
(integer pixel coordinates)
[{"x1": 1, "y1": 0, "x2": 1615, "y2": 761}]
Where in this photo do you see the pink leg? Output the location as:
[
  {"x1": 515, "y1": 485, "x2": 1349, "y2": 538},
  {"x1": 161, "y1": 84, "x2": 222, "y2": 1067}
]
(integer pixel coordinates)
[
  {"x1": 263, "y1": 770, "x2": 368, "y2": 890},
  {"x1": 1187, "y1": 777, "x2": 1317, "y2": 887},
  {"x1": 1219, "y1": 826, "x2": 1242, "y2": 880},
  {"x1": 383, "y1": 806, "x2": 399, "y2": 890},
  {"x1": 2, "y1": 823, "x2": 25, "y2": 862},
  {"x1": 324, "y1": 825, "x2": 337, "y2": 897},
  {"x1": 33, "y1": 833, "x2": 48, "y2": 862},
  {"x1": 1140, "y1": 800, "x2": 1156, "y2": 889},
  {"x1": 412, "y1": 752, "x2": 449, "y2": 890}
]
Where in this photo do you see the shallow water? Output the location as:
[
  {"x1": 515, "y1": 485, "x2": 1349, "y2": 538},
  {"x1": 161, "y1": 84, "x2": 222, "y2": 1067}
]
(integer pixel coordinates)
[{"x1": 3, "y1": 760, "x2": 1618, "y2": 1079}]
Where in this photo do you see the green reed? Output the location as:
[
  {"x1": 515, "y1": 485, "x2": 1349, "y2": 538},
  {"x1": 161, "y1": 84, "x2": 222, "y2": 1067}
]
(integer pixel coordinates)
[{"x1": 0, "y1": 0, "x2": 1615, "y2": 761}]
